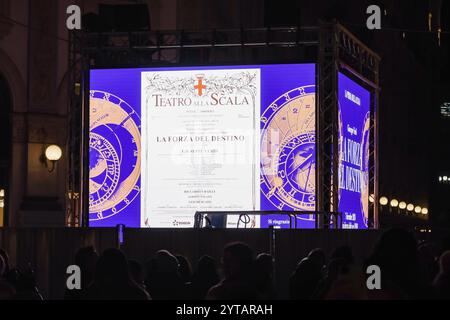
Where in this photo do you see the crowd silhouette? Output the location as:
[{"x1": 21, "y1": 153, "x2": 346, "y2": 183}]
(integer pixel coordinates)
[{"x1": 1, "y1": 228, "x2": 450, "y2": 300}]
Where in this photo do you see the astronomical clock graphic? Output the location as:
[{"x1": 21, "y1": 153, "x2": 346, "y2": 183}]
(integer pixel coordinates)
[
  {"x1": 89, "y1": 90, "x2": 141, "y2": 222},
  {"x1": 260, "y1": 85, "x2": 316, "y2": 221}
]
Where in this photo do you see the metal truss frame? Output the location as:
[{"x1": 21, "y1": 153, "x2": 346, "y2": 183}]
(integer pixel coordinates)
[
  {"x1": 66, "y1": 31, "x2": 83, "y2": 227},
  {"x1": 337, "y1": 23, "x2": 380, "y2": 229},
  {"x1": 67, "y1": 23, "x2": 379, "y2": 229},
  {"x1": 317, "y1": 22, "x2": 381, "y2": 229}
]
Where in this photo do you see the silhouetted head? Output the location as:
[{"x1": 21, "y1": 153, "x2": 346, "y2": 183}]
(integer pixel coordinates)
[
  {"x1": 0, "y1": 249, "x2": 9, "y2": 275},
  {"x1": 145, "y1": 257, "x2": 158, "y2": 279},
  {"x1": 308, "y1": 248, "x2": 326, "y2": 269},
  {"x1": 156, "y1": 250, "x2": 179, "y2": 273},
  {"x1": 222, "y1": 242, "x2": 254, "y2": 280},
  {"x1": 418, "y1": 242, "x2": 435, "y2": 261},
  {"x1": 255, "y1": 253, "x2": 274, "y2": 280},
  {"x1": 197, "y1": 255, "x2": 215, "y2": 273},
  {"x1": 0, "y1": 254, "x2": 5, "y2": 277},
  {"x1": 327, "y1": 258, "x2": 350, "y2": 280},
  {"x1": 195, "y1": 255, "x2": 218, "y2": 280},
  {"x1": 439, "y1": 251, "x2": 450, "y2": 275},
  {"x1": 290, "y1": 257, "x2": 322, "y2": 300},
  {"x1": 128, "y1": 259, "x2": 145, "y2": 285},
  {"x1": 94, "y1": 248, "x2": 131, "y2": 287},
  {"x1": 0, "y1": 279, "x2": 15, "y2": 300},
  {"x1": 75, "y1": 246, "x2": 98, "y2": 275},
  {"x1": 331, "y1": 246, "x2": 354, "y2": 264},
  {"x1": 295, "y1": 257, "x2": 322, "y2": 279},
  {"x1": 442, "y1": 234, "x2": 450, "y2": 251},
  {"x1": 417, "y1": 241, "x2": 438, "y2": 279},
  {"x1": 175, "y1": 255, "x2": 192, "y2": 283},
  {"x1": 369, "y1": 228, "x2": 418, "y2": 281}
]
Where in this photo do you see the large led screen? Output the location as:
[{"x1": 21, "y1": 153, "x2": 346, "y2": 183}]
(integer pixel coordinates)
[
  {"x1": 89, "y1": 64, "x2": 316, "y2": 228},
  {"x1": 338, "y1": 72, "x2": 371, "y2": 229}
]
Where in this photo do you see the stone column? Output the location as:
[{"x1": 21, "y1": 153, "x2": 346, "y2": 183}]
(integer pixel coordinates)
[{"x1": 20, "y1": 0, "x2": 66, "y2": 226}]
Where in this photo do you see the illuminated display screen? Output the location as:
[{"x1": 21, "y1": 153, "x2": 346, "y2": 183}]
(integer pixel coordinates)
[
  {"x1": 89, "y1": 64, "x2": 316, "y2": 228},
  {"x1": 338, "y1": 72, "x2": 371, "y2": 229}
]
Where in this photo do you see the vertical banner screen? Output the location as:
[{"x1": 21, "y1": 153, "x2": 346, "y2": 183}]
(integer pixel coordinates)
[
  {"x1": 89, "y1": 64, "x2": 316, "y2": 228},
  {"x1": 338, "y1": 72, "x2": 371, "y2": 229}
]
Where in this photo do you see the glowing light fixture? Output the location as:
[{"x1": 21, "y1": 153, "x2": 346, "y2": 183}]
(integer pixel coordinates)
[
  {"x1": 40, "y1": 144, "x2": 62, "y2": 173},
  {"x1": 45, "y1": 145, "x2": 62, "y2": 161}
]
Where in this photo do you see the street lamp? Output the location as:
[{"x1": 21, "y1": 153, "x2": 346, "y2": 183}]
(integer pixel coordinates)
[
  {"x1": 40, "y1": 144, "x2": 63, "y2": 173},
  {"x1": 390, "y1": 199, "x2": 399, "y2": 208},
  {"x1": 45, "y1": 145, "x2": 62, "y2": 161},
  {"x1": 414, "y1": 206, "x2": 422, "y2": 214},
  {"x1": 421, "y1": 208, "x2": 428, "y2": 215},
  {"x1": 407, "y1": 204, "x2": 414, "y2": 212},
  {"x1": 399, "y1": 201, "x2": 407, "y2": 210},
  {"x1": 379, "y1": 197, "x2": 388, "y2": 206}
]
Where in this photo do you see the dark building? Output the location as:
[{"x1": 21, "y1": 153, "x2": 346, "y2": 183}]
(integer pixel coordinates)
[{"x1": 266, "y1": 0, "x2": 440, "y2": 224}]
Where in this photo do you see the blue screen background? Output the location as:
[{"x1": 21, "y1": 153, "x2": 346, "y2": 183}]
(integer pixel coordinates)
[{"x1": 90, "y1": 64, "x2": 316, "y2": 228}]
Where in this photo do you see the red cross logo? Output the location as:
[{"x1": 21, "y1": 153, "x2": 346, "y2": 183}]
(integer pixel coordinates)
[{"x1": 194, "y1": 75, "x2": 206, "y2": 96}]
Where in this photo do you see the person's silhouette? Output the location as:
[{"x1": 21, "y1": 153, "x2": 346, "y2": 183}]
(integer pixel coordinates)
[
  {"x1": 146, "y1": 250, "x2": 186, "y2": 300},
  {"x1": 64, "y1": 246, "x2": 98, "y2": 300},
  {"x1": 207, "y1": 242, "x2": 260, "y2": 300},
  {"x1": 85, "y1": 248, "x2": 150, "y2": 300},
  {"x1": 189, "y1": 255, "x2": 220, "y2": 299}
]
